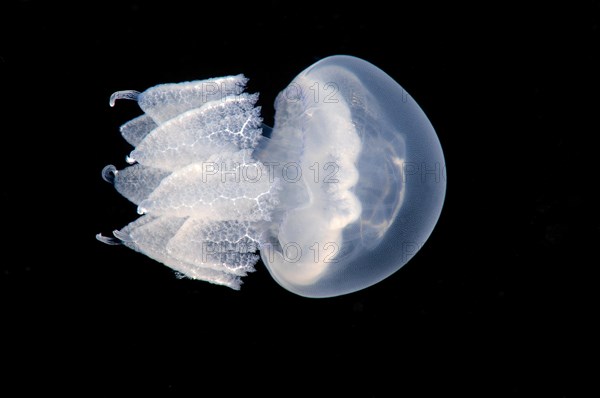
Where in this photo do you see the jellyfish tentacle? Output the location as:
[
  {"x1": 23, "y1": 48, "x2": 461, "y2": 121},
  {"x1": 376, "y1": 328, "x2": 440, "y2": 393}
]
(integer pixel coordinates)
[
  {"x1": 95, "y1": 233, "x2": 121, "y2": 245},
  {"x1": 109, "y1": 90, "x2": 140, "y2": 107},
  {"x1": 101, "y1": 165, "x2": 117, "y2": 184}
]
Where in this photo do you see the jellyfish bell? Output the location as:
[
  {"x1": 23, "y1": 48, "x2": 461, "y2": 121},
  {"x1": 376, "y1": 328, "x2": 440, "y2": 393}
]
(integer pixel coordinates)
[
  {"x1": 97, "y1": 55, "x2": 446, "y2": 298},
  {"x1": 256, "y1": 56, "x2": 446, "y2": 297}
]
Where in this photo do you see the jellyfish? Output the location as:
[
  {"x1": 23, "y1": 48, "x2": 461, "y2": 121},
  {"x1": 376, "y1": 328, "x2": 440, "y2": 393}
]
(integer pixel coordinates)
[{"x1": 96, "y1": 55, "x2": 446, "y2": 298}]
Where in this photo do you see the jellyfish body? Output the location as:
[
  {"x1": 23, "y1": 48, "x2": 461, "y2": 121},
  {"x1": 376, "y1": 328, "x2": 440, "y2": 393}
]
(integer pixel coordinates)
[{"x1": 97, "y1": 55, "x2": 446, "y2": 297}]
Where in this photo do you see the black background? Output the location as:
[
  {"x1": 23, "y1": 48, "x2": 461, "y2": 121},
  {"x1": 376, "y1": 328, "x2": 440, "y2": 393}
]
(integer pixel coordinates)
[{"x1": 1, "y1": 1, "x2": 598, "y2": 395}]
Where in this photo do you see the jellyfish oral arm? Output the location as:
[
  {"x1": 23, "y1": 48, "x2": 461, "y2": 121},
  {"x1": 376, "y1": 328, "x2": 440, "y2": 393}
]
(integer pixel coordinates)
[{"x1": 98, "y1": 76, "x2": 276, "y2": 290}]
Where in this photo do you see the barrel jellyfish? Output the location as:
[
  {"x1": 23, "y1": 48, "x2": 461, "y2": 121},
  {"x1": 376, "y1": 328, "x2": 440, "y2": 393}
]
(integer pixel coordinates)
[{"x1": 96, "y1": 55, "x2": 446, "y2": 298}]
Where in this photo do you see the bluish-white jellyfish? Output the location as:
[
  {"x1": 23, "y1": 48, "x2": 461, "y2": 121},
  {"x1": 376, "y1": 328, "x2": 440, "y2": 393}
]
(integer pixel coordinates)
[{"x1": 97, "y1": 55, "x2": 446, "y2": 298}]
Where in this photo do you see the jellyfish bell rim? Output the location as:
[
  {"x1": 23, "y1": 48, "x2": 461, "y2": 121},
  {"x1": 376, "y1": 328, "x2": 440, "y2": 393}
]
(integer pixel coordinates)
[{"x1": 259, "y1": 55, "x2": 446, "y2": 298}]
